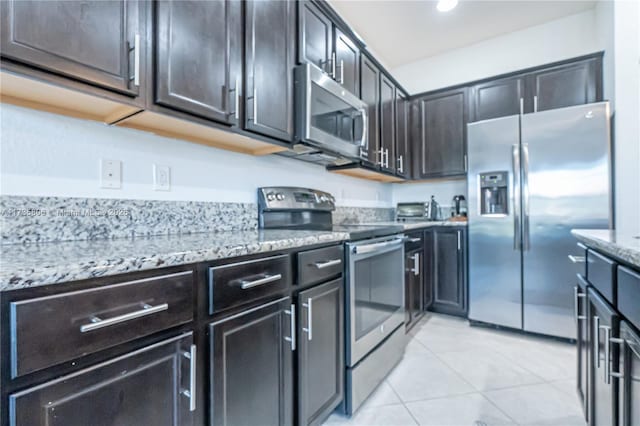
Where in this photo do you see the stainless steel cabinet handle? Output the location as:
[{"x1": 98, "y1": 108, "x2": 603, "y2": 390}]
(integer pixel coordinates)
[
  {"x1": 602, "y1": 325, "x2": 611, "y2": 384},
  {"x1": 313, "y1": 259, "x2": 342, "y2": 269},
  {"x1": 573, "y1": 286, "x2": 586, "y2": 321},
  {"x1": 302, "y1": 298, "x2": 313, "y2": 341},
  {"x1": 522, "y1": 143, "x2": 531, "y2": 251},
  {"x1": 398, "y1": 155, "x2": 404, "y2": 173},
  {"x1": 129, "y1": 34, "x2": 140, "y2": 87},
  {"x1": 568, "y1": 255, "x2": 586, "y2": 263},
  {"x1": 408, "y1": 237, "x2": 421, "y2": 243},
  {"x1": 339, "y1": 59, "x2": 344, "y2": 84},
  {"x1": 229, "y1": 77, "x2": 240, "y2": 120},
  {"x1": 412, "y1": 253, "x2": 420, "y2": 276},
  {"x1": 608, "y1": 336, "x2": 624, "y2": 383},
  {"x1": 284, "y1": 304, "x2": 296, "y2": 351},
  {"x1": 594, "y1": 315, "x2": 601, "y2": 368},
  {"x1": 182, "y1": 344, "x2": 197, "y2": 411},
  {"x1": 237, "y1": 273, "x2": 282, "y2": 290},
  {"x1": 80, "y1": 303, "x2": 168, "y2": 332},
  {"x1": 533, "y1": 95, "x2": 538, "y2": 113},
  {"x1": 512, "y1": 144, "x2": 521, "y2": 250},
  {"x1": 252, "y1": 88, "x2": 258, "y2": 123},
  {"x1": 457, "y1": 231, "x2": 461, "y2": 251}
]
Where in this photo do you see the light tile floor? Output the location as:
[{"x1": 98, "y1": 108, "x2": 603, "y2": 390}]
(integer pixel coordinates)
[{"x1": 324, "y1": 313, "x2": 585, "y2": 426}]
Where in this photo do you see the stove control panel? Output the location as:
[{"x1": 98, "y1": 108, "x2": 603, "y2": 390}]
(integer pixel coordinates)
[{"x1": 258, "y1": 187, "x2": 335, "y2": 211}]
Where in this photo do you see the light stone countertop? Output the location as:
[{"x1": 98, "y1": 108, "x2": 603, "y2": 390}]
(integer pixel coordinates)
[
  {"x1": 571, "y1": 229, "x2": 640, "y2": 269},
  {"x1": 0, "y1": 229, "x2": 349, "y2": 291}
]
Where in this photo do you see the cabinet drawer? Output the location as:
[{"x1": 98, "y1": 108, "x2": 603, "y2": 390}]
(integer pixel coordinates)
[
  {"x1": 405, "y1": 232, "x2": 424, "y2": 251},
  {"x1": 10, "y1": 270, "x2": 194, "y2": 378},
  {"x1": 297, "y1": 245, "x2": 343, "y2": 287},
  {"x1": 617, "y1": 266, "x2": 640, "y2": 330},
  {"x1": 209, "y1": 254, "x2": 292, "y2": 314},
  {"x1": 586, "y1": 249, "x2": 616, "y2": 304}
]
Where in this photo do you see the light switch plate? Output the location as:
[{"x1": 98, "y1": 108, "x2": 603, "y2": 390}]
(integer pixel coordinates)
[
  {"x1": 100, "y1": 159, "x2": 122, "y2": 189},
  {"x1": 153, "y1": 164, "x2": 171, "y2": 191}
]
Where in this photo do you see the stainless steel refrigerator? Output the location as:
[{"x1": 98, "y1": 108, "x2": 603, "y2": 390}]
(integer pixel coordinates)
[{"x1": 467, "y1": 102, "x2": 612, "y2": 339}]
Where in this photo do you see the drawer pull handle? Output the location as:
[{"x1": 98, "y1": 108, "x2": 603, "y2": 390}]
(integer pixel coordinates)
[
  {"x1": 313, "y1": 259, "x2": 342, "y2": 269},
  {"x1": 237, "y1": 273, "x2": 282, "y2": 290},
  {"x1": 181, "y1": 344, "x2": 197, "y2": 411},
  {"x1": 568, "y1": 255, "x2": 586, "y2": 263},
  {"x1": 302, "y1": 298, "x2": 313, "y2": 341},
  {"x1": 408, "y1": 238, "x2": 421, "y2": 243},
  {"x1": 80, "y1": 303, "x2": 168, "y2": 333}
]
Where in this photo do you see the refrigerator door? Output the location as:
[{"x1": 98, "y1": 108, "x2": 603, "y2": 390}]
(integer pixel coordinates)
[
  {"x1": 521, "y1": 102, "x2": 611, "y2": 339},
  {"x1": 467, "y1": 115, "x2": 523, "y2": 329}
]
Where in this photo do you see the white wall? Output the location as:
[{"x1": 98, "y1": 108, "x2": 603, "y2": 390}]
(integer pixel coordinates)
[
  {"x1": 0, "y1": 104, "x2": 392, "y2": 207},
  {"x1": 609, "y1": 0, "x2": 640, "y2": 234},
  {"x1": 392, "y1": 179, "x2": 467, "y2": 210},
  {"x1": 392, "y1": 9, "x2": 600, "y2": 94}
]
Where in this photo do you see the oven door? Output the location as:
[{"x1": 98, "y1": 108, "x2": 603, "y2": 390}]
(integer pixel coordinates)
[
  {"x1": 296, "y1": 63, "x2": 368, "y2": 160},
  {"x1": 346, "y1": 235, "x2": 405, "y2": 367}
]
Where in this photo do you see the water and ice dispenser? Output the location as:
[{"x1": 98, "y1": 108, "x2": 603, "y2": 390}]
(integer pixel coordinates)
[{"x1": 479, "y1": 171, "x2": 509, "y2": 215}]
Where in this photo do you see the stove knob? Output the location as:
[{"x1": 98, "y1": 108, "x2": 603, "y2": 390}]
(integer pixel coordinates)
[
  {"x1": 276, "y1": 193, "x2": 285, "y2": 201},
  {"x1": 266, "y1": 192, "x2": 276, "y2": 201}
]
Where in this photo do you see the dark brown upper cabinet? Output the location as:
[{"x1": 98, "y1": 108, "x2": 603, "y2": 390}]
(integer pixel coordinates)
[
  {"x1": 245, "y1": 0, "x2": 296, "y2": 142},
  {"x1": 360, "y1": 55, "x2": 381, "y2": 166},
  {"x1": 528, "y1": 57, "x2": 601, "y2": 112},
  {"x1": 380, "y1": 75, "x2": 396, "y2": 173},
  {"x1": 334, "y1": 28, "x2": 360, "y2": 96},
  {"x1": 412, "y1": 88, "x2": 467, "y2": 179},
  {"x1": 470, "y1": 75, "x2": 526, "y2": 122},
  {"x1": 395, "y1": 91, "x2": 410, "y2": 178},
  {"x1": 299, "y1": 1, "x2": 333, "y2": 73},
  {"x1": 155, "y1": 0, "x2": 242, "y2": 125},
  {"x1": 0, "y1": 0, "x2": 145, "y2": 97}
]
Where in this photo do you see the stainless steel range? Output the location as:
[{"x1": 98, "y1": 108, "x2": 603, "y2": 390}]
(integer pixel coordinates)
[{"x1": 258, "y1": 187, "x2": 406, "y2": 414}]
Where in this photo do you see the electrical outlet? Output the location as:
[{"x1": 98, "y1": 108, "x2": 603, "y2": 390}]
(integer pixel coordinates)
[
  {"x1": 100, "y1": 159, "x2": 122, "y2": 189},
  {"x1": 153, "y1": 164, "x2": 171, "y2": 191}
]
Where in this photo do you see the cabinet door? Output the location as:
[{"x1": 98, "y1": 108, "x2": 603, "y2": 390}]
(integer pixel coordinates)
[
  {"x1": 299, "y1": 1, "x2": 332, "y2": 71},
  {"x1": 360, "y1": 55, "x2": 380, "y2": 165},
  {"x1": 298, "y1": 279, "x2": 344, "y2": 426},
  {"x1": 528, "y1": 57, "x2": 601, "y2": 112},
  {"x1": 0, "y1": 0, "x2": 144, "y2": 96},
  {"x1": 245, "y1": 0, "x2": 296, "y2": 142},
  {"x1": 588, "y1": 287, "x2": 620, "y2": 426},
  {"x1": 334, "y1": 28, "x2": 360, "y2": 96},
  {"x1": 395, "y1": 91, "x2": 410, "y2": 178},
  {"x1": 576, "y1": 275, "x2": 590, "y2": 420},
  {"x1": 210, "y1": 297, "x2": 293, "y2": 426},
  {"x1": 380, "y1": 75, "x2": 396, "y2": 173},
  {"x1": 9, "y1": 333, "x2": 195, "y2": 426},
  {"x1": 155, "y1": 0, "x2": 242, "y2": 124},
  {"x1": 413, "y1": 89, "x2": 467, "y2": 178},
  {"x1": 432, "y1": 228, "x2": 466, "y2": 316},
  {"x1": 470, "y1": 75, "x2": 526, "y2": 121},
  {"x1": 619, "y1": 321, "x2": 640, "y2": 426},
  {"x1": 423, "y1": 229, "x2": 434, "y2": 309}
]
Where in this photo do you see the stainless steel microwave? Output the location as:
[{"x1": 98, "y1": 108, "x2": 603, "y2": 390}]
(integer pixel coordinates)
[{"x1": 295, "y1": 63, "x2": 368, "y2": 160}]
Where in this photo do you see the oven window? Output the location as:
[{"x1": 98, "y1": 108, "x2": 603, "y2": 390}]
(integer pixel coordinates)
[
  {"x1": 353, "y1": 248, "x2": 404, "y2": 340},
  {"x1": 311, "y1": 83, "x2": 363, "y2": 144}
]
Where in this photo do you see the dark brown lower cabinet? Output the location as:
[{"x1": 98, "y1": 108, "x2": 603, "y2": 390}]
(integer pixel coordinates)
[
  {"x1": 210, "y1": 297, "x2": 293, "y2": 426},
  {"x1": 576, "y1": 274, "x2": 590, "y2": 420},
  {"x1": 588, "y1": 287, "x2": 620, "y2": 426},
  {"x1": 405, "y1": 246, "x2": 424, "y2": 331},
  {"x1": 297, "y1": 278, "x2": 344, "y2": 426},
  {"x1": 8, "y1": 333, "x2": 195, "y2": 426},
  {"x1": 618, "y1": 321, "x2": 640, "y2": 426},
  {"x1": 427, "y1": 227, "x2": 467, "y2": 317}
]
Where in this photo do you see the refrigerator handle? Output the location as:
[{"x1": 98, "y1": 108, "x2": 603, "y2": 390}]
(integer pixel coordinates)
[
  {"x1": 512, "y1": 144, "x2": 521, "y2": 250},
  {"x1": 522, "y1": 143, "x2": 531, "y2": 251}
]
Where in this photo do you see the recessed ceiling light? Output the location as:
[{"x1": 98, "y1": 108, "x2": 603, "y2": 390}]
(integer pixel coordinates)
[{"x1": 437, "y1": 0, "x2": 458, "y2": 12}]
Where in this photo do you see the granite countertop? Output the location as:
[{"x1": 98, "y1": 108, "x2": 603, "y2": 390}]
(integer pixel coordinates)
[
  {"x1": 571, "y1": 229, "x2": 640, "y2": 269},
  {"x1": 359, "y1": 220, "x2": 467, "y2": 231},
  {"x1": 0, "y1": 229, "x2": 349, "y2": 292}
]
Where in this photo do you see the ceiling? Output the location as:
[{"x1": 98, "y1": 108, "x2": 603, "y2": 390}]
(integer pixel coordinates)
[{"x1": 327, "y1": 0, "x2": 597, "y2": 69}]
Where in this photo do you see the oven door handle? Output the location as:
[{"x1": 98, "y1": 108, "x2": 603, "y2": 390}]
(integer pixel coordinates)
[{"x1": 353, "y1": 238, "x2": 405, "y2": 255}]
